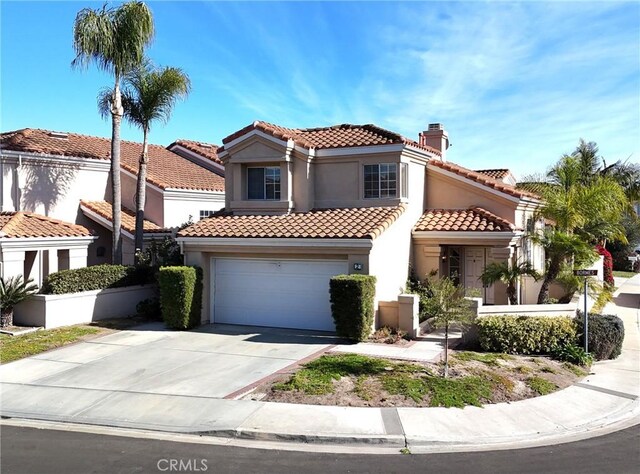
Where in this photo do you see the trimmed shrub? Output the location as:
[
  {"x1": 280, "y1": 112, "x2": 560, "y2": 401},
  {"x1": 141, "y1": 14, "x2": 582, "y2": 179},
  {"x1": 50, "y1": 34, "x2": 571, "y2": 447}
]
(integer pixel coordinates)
[
  {"x1": 575, "y1": 312, "x2": 624, "y2": 360},
  {"x1": 158, "y1": 266, "x2": 202, "y2": 330},
  {"x1": 477, "y1": 315, "x2": 577, "y2": 354},
  {"x1": 136, "y1": 298, "x2": 161, "y2": 320},
  {"x1": 329, "y1": 274, "x2": 376, "y2": 341},
  {"x1": 41, "y1": 264, "x2": 153, "y2": 294}
]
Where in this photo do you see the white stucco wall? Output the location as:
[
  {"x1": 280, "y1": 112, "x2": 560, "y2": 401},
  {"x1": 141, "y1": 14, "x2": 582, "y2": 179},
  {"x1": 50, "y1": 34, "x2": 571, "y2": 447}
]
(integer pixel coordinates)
[
  {"x1": 0, "y1": 154, "x2": 110, "y2": 222},
  {"x1": 163, "y1": 190, "x2": 225, "y2": 227}
]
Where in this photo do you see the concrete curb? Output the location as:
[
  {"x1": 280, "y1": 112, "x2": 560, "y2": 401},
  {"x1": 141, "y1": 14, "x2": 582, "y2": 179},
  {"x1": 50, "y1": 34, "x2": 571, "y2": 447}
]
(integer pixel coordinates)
[{"x1": 197, "y1": 429, "x2": 407, "y2": 446}]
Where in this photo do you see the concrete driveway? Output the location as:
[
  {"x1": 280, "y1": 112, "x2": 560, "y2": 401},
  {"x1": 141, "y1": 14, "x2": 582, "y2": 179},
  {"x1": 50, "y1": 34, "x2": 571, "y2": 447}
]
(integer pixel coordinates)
[{"x1": 0, "y1": 323, "x2": 336, "y2": 431}]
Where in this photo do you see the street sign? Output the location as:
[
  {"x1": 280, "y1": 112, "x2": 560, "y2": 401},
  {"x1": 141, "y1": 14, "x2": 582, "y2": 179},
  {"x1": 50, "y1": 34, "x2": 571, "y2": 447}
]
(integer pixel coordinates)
[{"x1": 573, "y1": 269, "x2": 598, "y2": 277}]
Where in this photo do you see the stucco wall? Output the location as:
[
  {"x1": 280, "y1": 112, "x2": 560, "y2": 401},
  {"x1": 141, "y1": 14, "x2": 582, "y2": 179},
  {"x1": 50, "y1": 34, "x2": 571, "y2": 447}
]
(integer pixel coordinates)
[
  {"x1": 120, "y1": 172, "x2": 165, "y2": 226},
  {"x1": 0, "y1": 157, "x2": 109, "y2": 221},
  {"x1": 163, "y1": 192, "x2": 225, "y2": 227}
]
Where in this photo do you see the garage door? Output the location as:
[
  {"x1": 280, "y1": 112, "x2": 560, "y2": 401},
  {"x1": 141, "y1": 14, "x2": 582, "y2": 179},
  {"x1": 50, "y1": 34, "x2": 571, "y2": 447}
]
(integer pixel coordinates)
[{"x1": 213, "y1": 258, "x2": 348, "y2": 331}]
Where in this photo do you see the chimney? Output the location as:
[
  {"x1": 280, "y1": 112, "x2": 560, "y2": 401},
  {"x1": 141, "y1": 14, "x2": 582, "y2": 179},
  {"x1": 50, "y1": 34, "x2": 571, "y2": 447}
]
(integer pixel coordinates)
[{"x1": 419, "y1": 123, "x2": 449, "y2": 161}]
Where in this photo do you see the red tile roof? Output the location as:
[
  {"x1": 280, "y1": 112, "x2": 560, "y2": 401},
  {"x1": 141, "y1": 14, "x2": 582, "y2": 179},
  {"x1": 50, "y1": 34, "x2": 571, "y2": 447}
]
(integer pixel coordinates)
[
  {"x1": 220, "y1": 121, "x2": 442, "y2": 155},
  {"x1": 169, "y1": 139, "x2": 222, "y2": 165},
  {"x1": 1, "y1": 129, "x2": 225, "y2": 192},
  {"x1": 428, "y1": 160, "x2": 539, "y2": 200},
  {"x1": 475, "y1": 168, "x2": 512, "y2": 180},
  {"x1": 0, "y1": 211, "x2": 92, "y2": 238},
  {"x1": 178, "y1": 205, "x2": 406, "y2": 239},
  {"x1": 414, "y1": 208, "x2": 517, "y2": 232},
  {"x1": 80, "y1": 200, "x2": 170, "y2": 234}
]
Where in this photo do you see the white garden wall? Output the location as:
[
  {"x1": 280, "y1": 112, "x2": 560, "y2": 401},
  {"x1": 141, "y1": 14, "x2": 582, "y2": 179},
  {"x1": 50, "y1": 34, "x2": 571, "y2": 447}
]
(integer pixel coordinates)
[{"x1": 14, "y1": 285, "x2": 156, "y2": 329}]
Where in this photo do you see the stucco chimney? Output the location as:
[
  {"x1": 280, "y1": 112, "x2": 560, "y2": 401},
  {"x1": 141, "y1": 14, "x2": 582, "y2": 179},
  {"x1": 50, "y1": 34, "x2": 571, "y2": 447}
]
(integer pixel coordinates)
[{"x1": 419, "y1": 123, "x2": 449, "y2": 161}]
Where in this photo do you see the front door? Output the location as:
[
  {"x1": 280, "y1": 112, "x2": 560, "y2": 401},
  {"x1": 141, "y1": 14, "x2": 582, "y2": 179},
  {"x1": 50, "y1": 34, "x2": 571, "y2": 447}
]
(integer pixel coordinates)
[{"x1": 464, "y1": 247, "x2": 495, "y2": 304}]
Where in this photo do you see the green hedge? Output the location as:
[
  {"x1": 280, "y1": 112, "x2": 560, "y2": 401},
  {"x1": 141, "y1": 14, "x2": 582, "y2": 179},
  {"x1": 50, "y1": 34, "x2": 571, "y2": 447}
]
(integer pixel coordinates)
[
  {"x1": 41, "y1": 264, "x2": 153, "y2": 294},
  {"x1": 329, "y1": 274, "x2": 376, "y2": 341},
  {"x1": 477, "y1": 315, "x2": 577, "y2": 354},
  {"x1": 158, "y1": 266, "x2": 202, "y2": 330},
  {"x1": 576, "y1": 313, "x2": 624, "y2": 360}
]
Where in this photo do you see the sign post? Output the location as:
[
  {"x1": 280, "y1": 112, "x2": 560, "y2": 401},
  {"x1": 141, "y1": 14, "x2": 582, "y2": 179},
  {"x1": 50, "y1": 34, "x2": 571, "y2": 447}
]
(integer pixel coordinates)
[{"x1": 574, "y1": 269, "x2": 597, "y2": 353}]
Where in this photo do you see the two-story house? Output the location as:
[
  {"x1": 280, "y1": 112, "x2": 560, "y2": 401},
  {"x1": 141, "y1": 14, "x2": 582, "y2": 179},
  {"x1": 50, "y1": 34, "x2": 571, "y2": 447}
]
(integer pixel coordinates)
[
  {"x1": 177, "y1": 121, "x2": 543, "y2": 332},
  {"x1": 0, "y1": 128, "x2": 225, "y2": 281}
]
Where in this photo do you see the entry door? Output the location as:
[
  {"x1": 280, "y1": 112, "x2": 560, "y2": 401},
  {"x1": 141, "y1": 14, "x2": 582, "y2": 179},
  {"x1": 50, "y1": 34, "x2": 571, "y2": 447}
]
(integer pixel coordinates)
[
  {"x1": 464, "y1": 248, "x2": 495, "y2": 303},
  {"x1": 213, "y1": 258, "x2": 348, "y2": 331}
]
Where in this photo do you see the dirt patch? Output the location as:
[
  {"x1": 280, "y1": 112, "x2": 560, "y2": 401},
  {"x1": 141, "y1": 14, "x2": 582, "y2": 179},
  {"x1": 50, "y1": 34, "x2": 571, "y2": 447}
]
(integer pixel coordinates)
[{"x1": 251, "y1": 351, "x2": 588, "y2": 408}]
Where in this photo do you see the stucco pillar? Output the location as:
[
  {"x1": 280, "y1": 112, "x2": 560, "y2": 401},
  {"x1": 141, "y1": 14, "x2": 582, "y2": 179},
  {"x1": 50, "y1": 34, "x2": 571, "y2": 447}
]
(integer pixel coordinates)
[
  {"x1": 68, "y1": 247, "x2": 88, "y2": 270},
  {"x1": 398, "y1": 293, "x2": 419, "y2": 339},
  {"x1": 1, "y1": 249, "x2": 25, "y2": 279},
  {"x1": 419, "y1": 244, "x2": 442, "y2": 279},
  {"x1": 488, "y1": 246, "x2": 514, "y2": 263},
  {"x1": 47, "y1": 249, "x2": 58, "y2": 275}
]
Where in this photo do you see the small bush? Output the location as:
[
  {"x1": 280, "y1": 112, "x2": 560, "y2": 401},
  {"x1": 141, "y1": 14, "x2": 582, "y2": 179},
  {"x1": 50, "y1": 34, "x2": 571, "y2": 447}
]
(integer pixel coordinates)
[
  {"x1": 552, "y1": 343, "x2": 593, "y2": 366},
  {"x1": 477, "y1": 315, "x2": 577, "y2": 354},
  {"x1": 136, "y1": 298, "x2": 161, "y2": 320},
  {"x1": 158, "y1": 266, "x2": 202, "y2": 330},
  {"x1": 41, "y1": 264, "x2": 153, "y2": 294},
  {"x1": 526, "y1": 376, "x2": 557, "y2": 395},
  {"x1": 575, "y1": 313, "x2": 624, "y2": 360},
  {"x1": 329, "y1": 274, "x2": 376, "y2": 341}
]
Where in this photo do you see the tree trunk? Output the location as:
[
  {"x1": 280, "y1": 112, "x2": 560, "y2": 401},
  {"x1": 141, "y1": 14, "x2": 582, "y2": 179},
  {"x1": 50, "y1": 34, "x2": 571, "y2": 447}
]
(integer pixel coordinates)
[
  {"x1": 110, "y1": 78, "x2": 124, "y2": 265},
  {"x1": 134, "y1": 128, "x2": 149, "y2": 264},
  {"x1": 1, "y1": 309, "x2": 13, "y2": 328},
  {"x1": 443, "y1": 322, "x2": 449, "y2": 378},
  {"x1": 537, "y1": 257, "x2": 561, "y2": 304},
  {"x1": 507, "y1": 282, "x2": 517, "y2": 305}
]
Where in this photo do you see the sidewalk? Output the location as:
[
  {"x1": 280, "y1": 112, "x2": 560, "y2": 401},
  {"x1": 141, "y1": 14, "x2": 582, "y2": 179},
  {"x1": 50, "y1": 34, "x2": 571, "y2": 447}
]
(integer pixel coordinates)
[{"x1": 2, "y1": 276, "x2": 639, "y2": 452}]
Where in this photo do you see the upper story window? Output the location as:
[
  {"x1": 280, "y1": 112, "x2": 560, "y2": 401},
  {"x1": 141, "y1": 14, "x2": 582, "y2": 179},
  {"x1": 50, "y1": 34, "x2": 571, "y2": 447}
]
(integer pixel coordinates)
[
  {"x1": 248, "y1": 166, "x2": 281, "y2": 200},
  {"x1": 364, "y1": 163, "x2": 397, "y2": 199},
  {"x1": 199, "y1": 210, "x2": 216, "y2": 220}
]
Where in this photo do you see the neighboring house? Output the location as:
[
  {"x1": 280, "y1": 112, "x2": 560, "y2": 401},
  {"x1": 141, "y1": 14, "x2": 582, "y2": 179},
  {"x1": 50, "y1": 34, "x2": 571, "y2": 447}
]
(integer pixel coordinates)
[
  {"x1": 0, "y1": 211, "x2": 94, "y2": 286},
  {"x1": 475, "y1": 168, "x2": 517, "y2": 186},
  {"x1": 177, "y1": 121, "x2": 543, "y2": 332},
  {"x1": 0, "y1": 128, "x2": 225, "y2": 267},
  {"x1": 168, "y1": 139, "x2": 224, "y2": 176}
]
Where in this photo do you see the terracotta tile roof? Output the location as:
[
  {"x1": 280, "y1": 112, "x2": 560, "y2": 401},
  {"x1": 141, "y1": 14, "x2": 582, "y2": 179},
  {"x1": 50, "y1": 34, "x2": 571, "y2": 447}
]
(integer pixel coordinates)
[
  {"x1": 178, "y1": 205, "x2": 406, "y2": 239},
  {"x1": 1, "y1": 128, "x2": 225, "y2": 192},
  {"x1": 219, "y1": 121, "x2": 442, "y2": 156},
  {"x1": 80, "y1": 200, "x2": 170, "y2": 234},
  {"x1": 414, "y1": 208, "x2": 517, "y2": 232},
  {"x1": 428, "y1": 159, "x2": 540, "y2": 200},
  {"x1": 0, "y1": 211, "x2": 92, "y2": 238},
  {"x1": 169, "y1": 139, "x2": 222, "y2": 165},
  {"x1": 475, "y1": 168, "x2": 511, "y2": 180}
]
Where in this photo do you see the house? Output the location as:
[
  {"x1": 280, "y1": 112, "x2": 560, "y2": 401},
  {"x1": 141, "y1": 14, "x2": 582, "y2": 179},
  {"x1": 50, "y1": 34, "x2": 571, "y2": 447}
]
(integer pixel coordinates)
[
  {"x1": 168, "y1": 139, "x2": 224, "y2": 175},
  {"x1": 0, "y1": 128, "x2": 225, "y2": 270},
  {"x1": 177, "y1": 121, "x2": 543, "y2": 332},
  {"x1": 0, "y1": 211, "x2": 95, "y2": 286}
]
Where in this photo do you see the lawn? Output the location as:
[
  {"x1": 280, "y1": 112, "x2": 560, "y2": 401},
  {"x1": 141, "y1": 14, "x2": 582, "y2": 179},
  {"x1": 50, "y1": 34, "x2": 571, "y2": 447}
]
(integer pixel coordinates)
[
  {"x1": 0, "y1": 326, "x2": 101, "y2": 363},
  {"x1": 253, "y1": 352, "x2": 586, "y2": 408},
  {"x1": 0, "y1": 315, "x2": 156, "y2": 363},
  {"x1": 613, "y1": 270, "x2": 636, "y2": 278}
]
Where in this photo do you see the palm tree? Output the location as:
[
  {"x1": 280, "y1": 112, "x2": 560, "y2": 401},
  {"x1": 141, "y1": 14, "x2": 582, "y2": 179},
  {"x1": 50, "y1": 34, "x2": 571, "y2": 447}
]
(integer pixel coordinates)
[
  {"x1": 72, "y1": 1, "x2": 154, "y2": 264},
  {"x1": 480, "y1": 261, "x2": 540, "y2": 305},
  {"x1": 99, "y1": 60, "x2": 190, "y2": 259},
  {"x1": 0, "y1": 276, "x2": 38, "y2": 328}
]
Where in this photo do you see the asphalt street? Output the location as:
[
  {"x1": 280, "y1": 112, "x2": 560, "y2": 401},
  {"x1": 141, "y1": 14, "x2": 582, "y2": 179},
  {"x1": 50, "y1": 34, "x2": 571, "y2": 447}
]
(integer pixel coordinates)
[{"x1": 1, "y1": 424, "x2": 639, "y2": 474}]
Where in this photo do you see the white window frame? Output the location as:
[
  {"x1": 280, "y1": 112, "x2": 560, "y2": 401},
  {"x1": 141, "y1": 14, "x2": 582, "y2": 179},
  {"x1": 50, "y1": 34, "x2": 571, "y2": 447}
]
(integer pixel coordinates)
[
  {"x1": 364, "y1": 163, "x2": 398, "y2": 199},
  {"x1": 247, "y1": 166, "x2": 281, "y2": 201},
  {"x1": 199, "y1": 210, "x2": 216, "y2": 220}
]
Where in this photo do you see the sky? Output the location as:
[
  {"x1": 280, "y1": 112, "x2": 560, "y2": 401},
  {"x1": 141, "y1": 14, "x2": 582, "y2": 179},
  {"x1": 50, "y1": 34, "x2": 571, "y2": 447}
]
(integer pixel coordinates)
[{"x1": 1, "y1": 1, "x2": 639, "y2": 179}]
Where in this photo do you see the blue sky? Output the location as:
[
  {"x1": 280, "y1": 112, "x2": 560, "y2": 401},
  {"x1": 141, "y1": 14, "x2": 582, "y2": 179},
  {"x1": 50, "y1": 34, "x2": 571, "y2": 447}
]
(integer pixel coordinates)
[{"x1": 2, "y1": 1, "x2": 639, "y2": 178}]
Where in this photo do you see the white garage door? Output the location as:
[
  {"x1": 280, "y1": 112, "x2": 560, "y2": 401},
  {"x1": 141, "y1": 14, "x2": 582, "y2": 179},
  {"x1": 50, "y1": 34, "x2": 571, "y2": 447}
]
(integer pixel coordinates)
[{"x1": 213, "y1": 258, "x2": 348, "y2": 331}]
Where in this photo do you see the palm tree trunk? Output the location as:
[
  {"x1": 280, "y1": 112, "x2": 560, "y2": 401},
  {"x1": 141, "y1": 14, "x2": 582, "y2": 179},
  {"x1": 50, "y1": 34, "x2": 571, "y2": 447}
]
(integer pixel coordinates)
[
  {"x1": 134, "y1": 128, "x2": 149, "y2": 263},
  {"x1": 507, "y1": 282, "x2": 517, "y2": 305},
  {"x1": 111, "y1": 79, "x2": 123, "y2": 265},
  {"x1": 537, "y1": 257, "x2": 561, "y2": 304},
  {"x1": 1, "y1": 309, "x2": 13, "y2": 328}
]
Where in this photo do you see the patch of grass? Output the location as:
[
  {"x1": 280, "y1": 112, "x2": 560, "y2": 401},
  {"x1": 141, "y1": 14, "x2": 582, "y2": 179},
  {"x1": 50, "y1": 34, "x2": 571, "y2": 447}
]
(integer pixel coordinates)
[
  {"x1": 272, "y1": 354, "x2": 390, "y2": 395},
  {"x1": 0, "y1": 326, "x2": 100, "y2": 363},
  {"x1": 454, "y1": 351, "x2": 514, "y2": 366},
  {"x1": 514, "y1": 365, "x2": 533, "y2": 374},
  {"x1": 400, "y1": 448, "x2": 411, "y2": 455},
  {"x1": 526, "y1": 376, "x2": 557, "y2": 395},
  {"x1": 354, "y1": 375, "x2": 373, "y2": 401},
  {"x1": 424, "y1": 376, "x2": 493, "y2": 408},
  {"x1": 563, "y1": 362, "x2": 588, "y2": 377},
  {"x1": 613, "y1": 270, "x2": 636, "y2": 278},
  {"x1": 481, "y1": 370, "x2": 515, "y2": 392},
  {"x1": 381, "y1": 374, "x2": 431, "y2": 403},
  {"x1": 540, "y1": 365, "x2": 557, "y2": 374}
]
